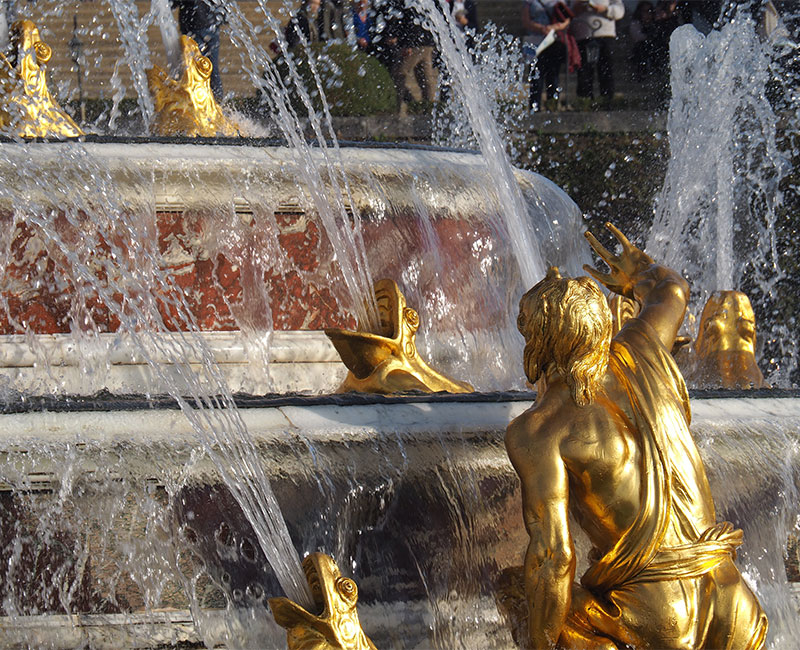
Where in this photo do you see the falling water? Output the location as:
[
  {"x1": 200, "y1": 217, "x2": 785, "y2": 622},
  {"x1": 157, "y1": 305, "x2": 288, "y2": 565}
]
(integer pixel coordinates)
[
  {"x1": 0, "y1": 4, "x2": 8, "y2": 54},
  {"x1": 0, "y1": 143, "x2": 314, "y2": 609},
  {"x1": 646, "y1": 15, "x2": 794, "y2": 382},
  {"x1": 432, "y1": 22, "x2": 528, "y2": 163},
  {"x1": 198, "y1": 0, "x2": 380, "y2": 332},
  {"x1": 415, "y1": 0, "x2": 548, "y2": 290},
  {"x1": 151, "y1": 0, "x2": 182, "y2": 79},
  {"x1": 692, "y1": 401, "x2": 800, "y2": 647},
  {"x1": 0, "y1": 1, "x2": 796, "y2": 648},
  {"x1": 105, "y1": 0, "x2": 155, "y2": 127}
]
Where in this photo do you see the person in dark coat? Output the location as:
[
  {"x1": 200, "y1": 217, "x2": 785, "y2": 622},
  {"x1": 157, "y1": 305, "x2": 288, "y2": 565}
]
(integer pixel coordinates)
[
  {"x1": 285, "y1": 0, "x2": 322, "y2": 49},
  {"x1": 172, "y1": 0, "x2": 226, "y2": 98},
  {"x1": 388, "y1": 0, "x2": 438, "y2": 112}
]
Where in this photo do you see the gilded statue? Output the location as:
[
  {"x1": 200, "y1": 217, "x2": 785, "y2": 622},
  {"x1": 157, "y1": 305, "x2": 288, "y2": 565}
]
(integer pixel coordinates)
[
  {"x1": 147, "y1": 35, "x2": 239, "y2": 137},
  {"x1": 326, "y1": 279, "x2": 473, "y2": 394},
  {"x1": 505, "y1": 224, "x2": 767, "y2": 649},
  {"x1": 689, "y1": 290, "x2": 764, "y2": 389},
  {"x1": 608, "y1": 293, "x2": 691, "y2": 356},
  {"x1": 269, "y1": 552, "x2": 377, "y2": 650},
  {"x1": 0, "y1": 19, "x2": 83, "y2": 138}
]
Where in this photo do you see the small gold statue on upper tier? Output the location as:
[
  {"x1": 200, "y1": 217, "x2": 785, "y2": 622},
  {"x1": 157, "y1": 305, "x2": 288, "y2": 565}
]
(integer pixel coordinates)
[
  {"x1": 505, "y1": 224, "x2": 767, "y2": 649},
  {"x1": 0, "y1": 19, "x2": 83, "y2": 138},
  {"x1": 147, "y1": 34, "x2": 238, "y2": 137},
  {"x1": 690, "y1": 290, "x2": 765, "y2": 389},
  {"x1": 326, "y1": 279, "x2": 473, "y2": 394},
  {"x1": 269, "y1": 553, "x2": 377, "y2": 650}
]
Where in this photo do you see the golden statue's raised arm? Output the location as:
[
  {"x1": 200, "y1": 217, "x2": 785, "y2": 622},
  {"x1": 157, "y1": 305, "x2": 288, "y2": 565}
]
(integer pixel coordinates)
[
  {"x1": 583, "y1": 222, "x2": 689, "y2": 352},
  {"x1": 505, "y1": 225, "x2": 767, "y2": 650}
]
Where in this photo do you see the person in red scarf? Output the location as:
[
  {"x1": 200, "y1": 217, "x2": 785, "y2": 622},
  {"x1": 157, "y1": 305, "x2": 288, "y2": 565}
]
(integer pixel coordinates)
[{"x1": 522, "y1": 0, "x2": 577, "y2": 111}]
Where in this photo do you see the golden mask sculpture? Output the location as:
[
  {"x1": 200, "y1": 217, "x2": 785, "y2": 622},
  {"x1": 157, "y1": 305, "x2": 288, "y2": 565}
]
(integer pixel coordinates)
[
  {"x1": 0, "y1": 19, "x2": 83, "y2": 138},
  {"x1": 505, "y1": 223, "x2": 767, "y2": 649},
  {"x1": 325, "y1": 279, "x2": 473, "y2": 394},
  {"x1": 147, "y1": 35, "x2": 238, "y2": 137},
  {"x1": 268, "y1": 553, "x2": 377, "y2": 650},
  {"x1": 690, "y1": 290, "x2": 764, "y2": 389}
]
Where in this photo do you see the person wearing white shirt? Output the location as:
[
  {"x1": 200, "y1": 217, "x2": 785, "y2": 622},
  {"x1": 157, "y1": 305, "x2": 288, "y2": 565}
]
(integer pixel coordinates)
[{"x1": 569, "y1": 0, "x2": 624, "y2": 101}]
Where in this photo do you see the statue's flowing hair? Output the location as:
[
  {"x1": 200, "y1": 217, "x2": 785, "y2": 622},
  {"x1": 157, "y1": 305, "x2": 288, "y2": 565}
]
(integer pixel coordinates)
[{"x1": 517, "y1": 269, "x2": 613, "y2": 406}]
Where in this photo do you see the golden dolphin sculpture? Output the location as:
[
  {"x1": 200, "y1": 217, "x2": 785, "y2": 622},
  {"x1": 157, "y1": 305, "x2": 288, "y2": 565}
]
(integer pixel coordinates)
[
  {"x1": 268, "y1": 553, "x2": 377, "y2": 650},
  {"x1": 0, "y1": 19, "x2": 83, "y2": 138},
  {"x1": 325, "y1": 279, "x2": 473, "y2": 394},
  {"x1": 147, "y1": 34, "x2": 238, "y2": 137},
  {"x1": 691, "y1": 290, "x2": 764, "y2": 389}
]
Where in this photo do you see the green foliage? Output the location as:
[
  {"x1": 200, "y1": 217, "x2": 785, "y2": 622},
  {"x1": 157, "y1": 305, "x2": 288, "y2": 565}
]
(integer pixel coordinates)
[
  {"x1": 514, "y1": 132, "x2": 670, "y2": 242},
  {"x1": 280, "y1": 42, "x2": 397, "y2": 117}
]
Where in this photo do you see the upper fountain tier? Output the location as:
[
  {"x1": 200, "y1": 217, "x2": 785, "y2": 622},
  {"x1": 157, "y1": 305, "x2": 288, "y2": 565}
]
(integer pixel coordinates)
[{"x1": 0, "y1": 140, "x2": 587, "y2": 392}]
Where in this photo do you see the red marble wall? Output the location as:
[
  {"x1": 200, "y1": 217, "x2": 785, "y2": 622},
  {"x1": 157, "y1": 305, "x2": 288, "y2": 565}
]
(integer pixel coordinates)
[
  {"x1": 0, "y1": 207, "x2": 504, "y2": 336},
  {"x1": 0, "y1": 210, "x2": 354, "y2": 335}
]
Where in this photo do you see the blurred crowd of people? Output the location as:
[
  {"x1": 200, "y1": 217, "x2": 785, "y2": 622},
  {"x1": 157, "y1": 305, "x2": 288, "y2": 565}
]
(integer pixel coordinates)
[
  {"x1": 283, "y1": 0, "x2": 477, "y2": 114},
  {"x1": 521, "y1": 0, "x2": 750, "y2": 111},
  {"x1": 172, "y1": 0, "x2": 794, "y2": 115},
  {"x1": 523, "y1": 0, "x2": 627, "y2": 110}
]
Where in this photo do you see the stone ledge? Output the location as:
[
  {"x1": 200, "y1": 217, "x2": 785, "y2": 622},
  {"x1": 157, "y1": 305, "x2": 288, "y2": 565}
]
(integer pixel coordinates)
[
  {"x1": 0, "y1": 589, "x2": 798, "y2": 650},
  {"x1": 525, "y1": 110, "x2": 667, "y2": 133},
  {"x1": 327, "y1": 114, "x2": 434, "y2": 142},
  {"x1": 322, "y1": 111, "x2": 668, "y2": 141}
]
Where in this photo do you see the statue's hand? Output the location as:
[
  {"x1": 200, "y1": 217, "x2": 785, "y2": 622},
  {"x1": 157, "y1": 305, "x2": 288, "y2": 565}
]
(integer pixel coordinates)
[{"x1": 582, "y1": 222, "x2": 654, "y2": 299}]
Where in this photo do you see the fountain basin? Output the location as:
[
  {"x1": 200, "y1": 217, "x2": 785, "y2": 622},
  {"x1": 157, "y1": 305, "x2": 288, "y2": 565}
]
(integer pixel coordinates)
[
  {"x1": 0, "y1": 330, "x2": 344, "y2": 395},
  {"x1": 0, "y1": 391, "x2": 797, "y2": 648}
]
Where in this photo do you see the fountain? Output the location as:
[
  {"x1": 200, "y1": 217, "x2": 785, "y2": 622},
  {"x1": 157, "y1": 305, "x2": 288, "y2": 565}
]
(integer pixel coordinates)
[{"x1": 0, "y1": 1, "x2": 796, "y2": 649}]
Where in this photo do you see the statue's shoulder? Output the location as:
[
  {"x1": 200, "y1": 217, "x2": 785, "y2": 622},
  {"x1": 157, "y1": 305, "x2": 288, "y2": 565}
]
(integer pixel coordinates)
[{"x1": 506, "y1": 389, "x2": 571, "y2": 451}]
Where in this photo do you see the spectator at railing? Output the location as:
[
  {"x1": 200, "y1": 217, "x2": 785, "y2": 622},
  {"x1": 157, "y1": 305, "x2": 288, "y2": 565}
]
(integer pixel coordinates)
[
  {"x1": 647, "y1": 0, "x2": 681, "y2": 103},
  {"x1": 386, "y1": 0, "x2": 438, "y2": 115},
  {"x1": 453, "y1": 8, "x2": 476, "y2": 52},
  {"x1": 444, "y1": 0, "x2": 478, "y2": 31},
  {"x1": 368, "y1": 0, "x2": 402, "y2": 73},
  {"x1": 522, "y1": 0, "x2": 571, "y2": 111},
  {"x1": 569, "y1": 0, "x2": 624, "y2": 104},
  {"x1": 629, "y1": 0, "x2": 656, "y2": 81},
  {"x1": 352, "y1": 0, "x2": 373, "y2": 51},
  {"x1": 320, "y1": 0, "x2": 347, "y2": 41}
]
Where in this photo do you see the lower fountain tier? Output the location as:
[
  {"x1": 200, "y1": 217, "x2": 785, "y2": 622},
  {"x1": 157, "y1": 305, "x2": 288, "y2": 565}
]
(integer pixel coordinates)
[{"x1": 0, "y1": 393, "x2": 797, "y2": 648}]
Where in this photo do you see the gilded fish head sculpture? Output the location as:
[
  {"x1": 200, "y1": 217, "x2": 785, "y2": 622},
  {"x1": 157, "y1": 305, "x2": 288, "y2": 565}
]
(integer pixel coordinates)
[
  {"x1": 178, "y1": 34, "x2": 214, "y2": 92},
  {"x1": 147, "y1": 34, "x2": 238, "y2": 137},
  {"x1": 325, "y1": 279, "x2": 473, "y2": 394},
  {"x1": 10, "y1": 19, "x2": 52, "y2": 68},
  {"x1": 268, "y1": 553, "x2": 377, "y2": 650},
  {"x1": 692, "y1": 290, "x2": 764, "y2": 389},
  {"x1": 0, "y1": 19, "x2": 83, "y2": 137}
]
